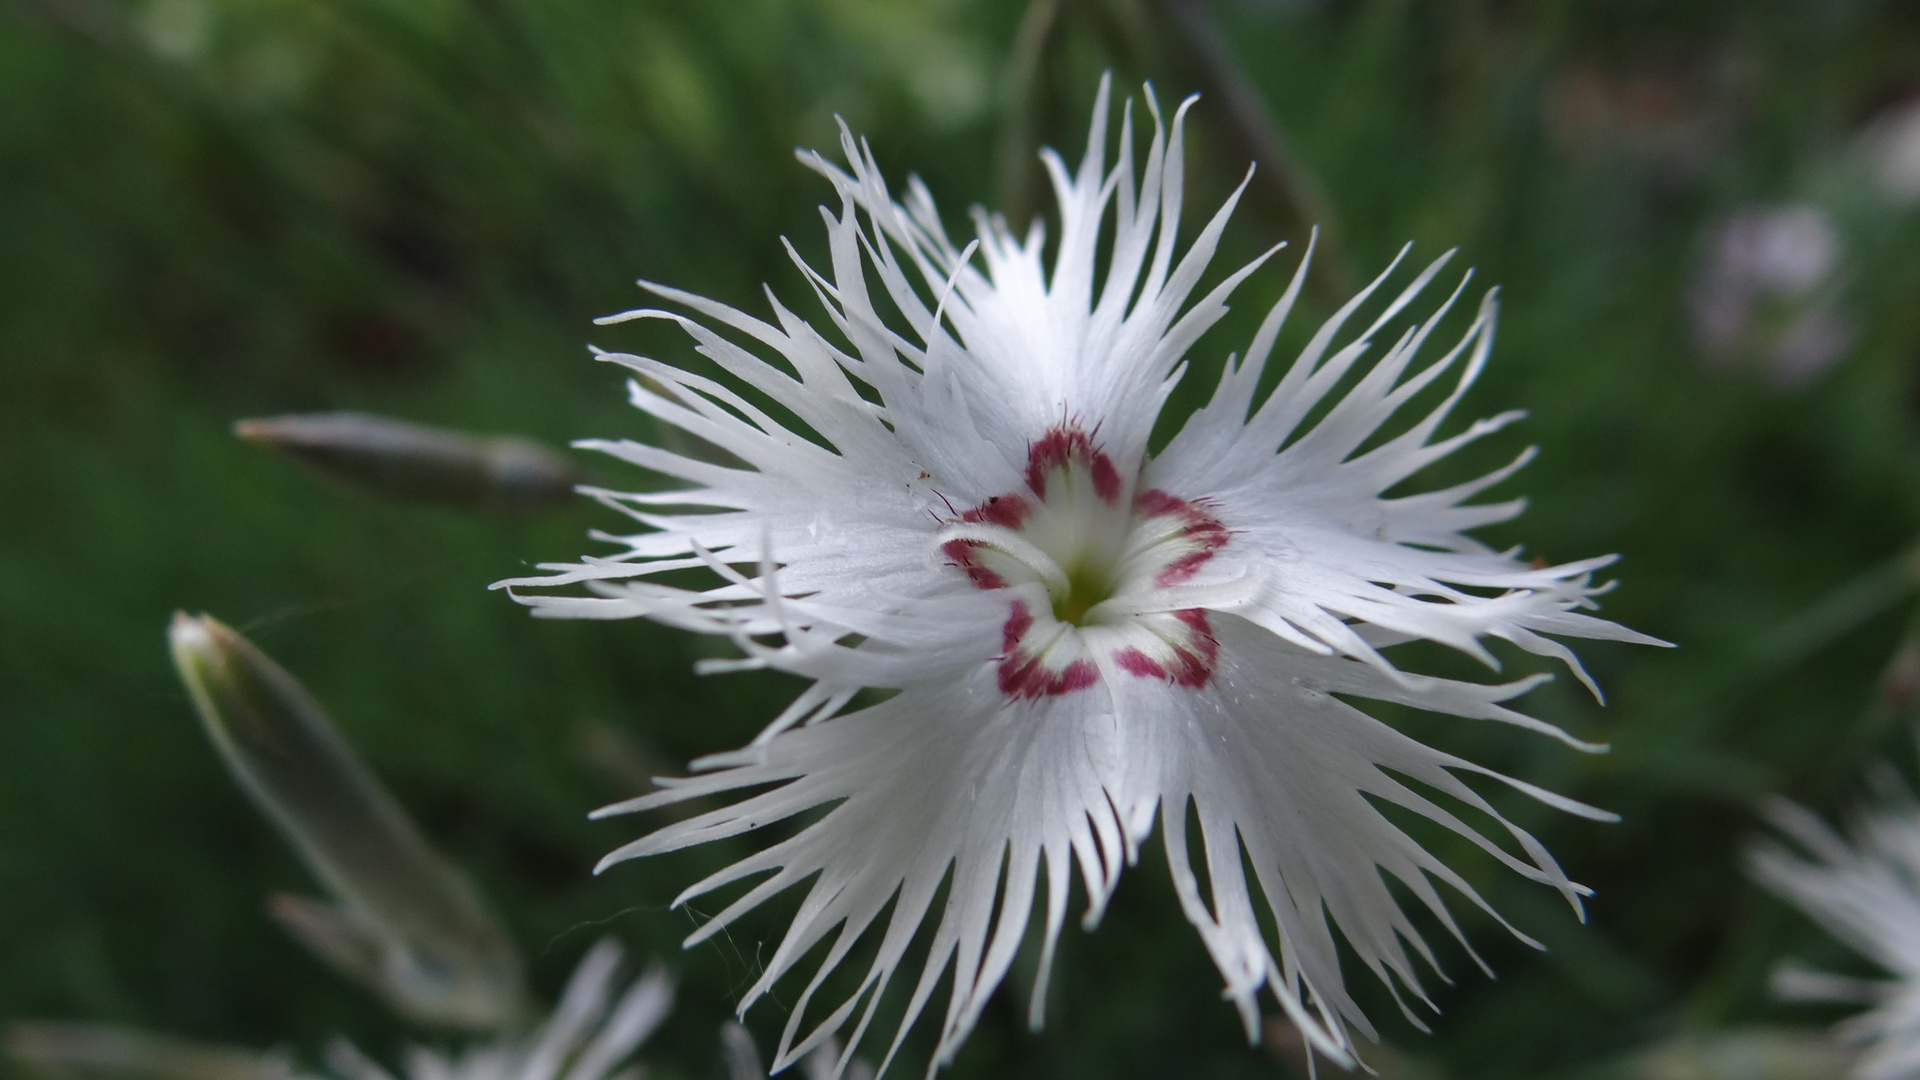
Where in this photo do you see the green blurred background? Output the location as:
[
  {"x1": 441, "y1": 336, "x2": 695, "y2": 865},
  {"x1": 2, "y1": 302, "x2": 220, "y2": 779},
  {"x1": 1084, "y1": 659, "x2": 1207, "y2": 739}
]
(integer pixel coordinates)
[{"x1": 6, "y1": 0, "x2": 1920, "y2": 1077}]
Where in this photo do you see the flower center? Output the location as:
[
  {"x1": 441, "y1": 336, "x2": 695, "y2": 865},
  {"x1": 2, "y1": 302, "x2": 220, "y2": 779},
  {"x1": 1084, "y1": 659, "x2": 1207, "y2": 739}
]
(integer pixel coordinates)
[
  {"x1": 937, "y1": 424, "x2": 1230, "y2": 700},
  {"x1": 1053, "y1": 561, "x2": 1113, "y2": 627}
]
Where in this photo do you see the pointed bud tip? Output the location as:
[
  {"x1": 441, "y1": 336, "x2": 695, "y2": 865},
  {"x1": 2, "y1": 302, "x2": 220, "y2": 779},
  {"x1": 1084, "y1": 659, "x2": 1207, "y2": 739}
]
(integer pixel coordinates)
[
  {"x1": 169, "y1": 609, "x2": 211, "y2": 639},
  {"x1": 168, "y1": 612, "x2": 214, "y2": 674},
  {"x1": 168, "y1": 611, "x2": 243, "y2": 666}
]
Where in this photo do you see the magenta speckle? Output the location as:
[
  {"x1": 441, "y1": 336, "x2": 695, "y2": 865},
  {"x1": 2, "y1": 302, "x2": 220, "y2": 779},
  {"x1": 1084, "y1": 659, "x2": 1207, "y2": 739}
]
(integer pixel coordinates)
[
  {"x1": 1155, "y1": 550, "x2": 1211, "y2": 586},
  {"x1": 1134, "y1": 488, "x2": 1186, "y2": 517},
  {"x1": 998, "y1": 650, "x2": 1098, "y2": 699},
  {"x1": 1023, "y1": 425, "x2": 1120, "y2": 504},
  {"x1": 1113, "y1": 610, "x2": 1219, "y2": 688},
  {"x1": 1175, "y1": 609, "x2": 1220, "y2": 668},
  {"x1": 961, "y1": 493, "x2": 1031, "y2": 530},
  {"x1": 1002, "y1": 600, "x2": 1034, "y2": 652},
  {"x1": 996, "y1": 605, "x2": 1103, "y2": 700},
  {"x1": 1090, "y1": 454, "x2": 1121, "y2": 503},
  {"x1": 942, "y1": 539, "x2": 1007, "y2": 590},
  {"x1": 1058, "y1": 660, "x2": 1098, "y2": 691},
  {"x1": 1169, "y1": 647, "x2": 1210, "y2": 688}
]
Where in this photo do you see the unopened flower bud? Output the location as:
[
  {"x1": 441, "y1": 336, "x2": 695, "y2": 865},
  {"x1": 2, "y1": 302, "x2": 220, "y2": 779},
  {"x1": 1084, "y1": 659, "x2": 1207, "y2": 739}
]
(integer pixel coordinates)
[
  {"x1": 168, "y1": 613, "x2": 524, "y2": 1029},
  {"x1": 235, "y1": 412, "x2": 578, "y2": 511}
]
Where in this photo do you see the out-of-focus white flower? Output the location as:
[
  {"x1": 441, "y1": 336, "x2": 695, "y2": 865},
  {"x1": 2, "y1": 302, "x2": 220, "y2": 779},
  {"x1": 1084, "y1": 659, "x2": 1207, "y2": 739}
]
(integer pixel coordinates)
[
  {"x1": 1689, "y1": 203, "x2": 1852, "y2": 387},
  {"x1": 9, "y1": 943, "x2": 669, "y2": 1080},
  {"x1": 503, "y1": 76, "x2": 1661, "y2": 1074},
  {"x1": 1749, "y1": 783, "x2": 1920, "y2": 1080},
  {"x1": 723, "y1": 1024, "x2": 874, "y2": 1080},
  {"x1": 326, "y1": 940, "x2": 670, "y2": 1080}
]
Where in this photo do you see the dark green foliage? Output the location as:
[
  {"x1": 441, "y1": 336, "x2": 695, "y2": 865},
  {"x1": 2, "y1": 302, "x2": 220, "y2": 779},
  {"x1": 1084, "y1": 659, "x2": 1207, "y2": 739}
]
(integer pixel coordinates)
[{"x1": 6, "y1": 1, "x2": 1920, "y2": 1076}]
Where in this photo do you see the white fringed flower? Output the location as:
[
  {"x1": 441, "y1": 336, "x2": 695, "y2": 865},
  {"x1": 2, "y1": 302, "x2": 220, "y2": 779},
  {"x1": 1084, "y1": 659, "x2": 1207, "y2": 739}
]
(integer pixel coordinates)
[
  {"x1": 1750, "y1": 782, "x2": 1920, "y2": 1080},
  {"x1": 726, "y1": 1023, "x2": 875, "y2": 1080},
  {"x1": 326, "y1": 940, "x2": 671, "y2": 1080},
  {"x1": 500, "y1": 77, "x2": 1660, "y2": 1075}
]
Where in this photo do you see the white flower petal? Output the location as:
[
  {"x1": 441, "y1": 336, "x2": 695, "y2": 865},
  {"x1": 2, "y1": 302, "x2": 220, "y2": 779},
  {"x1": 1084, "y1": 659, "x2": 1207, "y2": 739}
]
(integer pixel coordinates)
[
  {"x1": 600, "y1": 671, "x2": 1128, "y2": 1076},
  {"x1": 1103, "y1": 617, "x2": 1601, "y2": 1056},
  {"x1": 326, "y1": 942, "x2": 671, "y2": 1080}
]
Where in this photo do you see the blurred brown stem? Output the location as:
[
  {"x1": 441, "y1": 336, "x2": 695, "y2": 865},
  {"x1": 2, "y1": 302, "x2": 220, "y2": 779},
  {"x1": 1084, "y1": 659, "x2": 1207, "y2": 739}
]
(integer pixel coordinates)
[
  {"x1": 996, "y1": 0, "x2": 1063, "y2": 227},
  {"x1": 1151, "y1": 0, "x2": 1353, "y2": 298},
  {"x1": 1006, "y1": 0, "x2": 1353, "y2": 300}
]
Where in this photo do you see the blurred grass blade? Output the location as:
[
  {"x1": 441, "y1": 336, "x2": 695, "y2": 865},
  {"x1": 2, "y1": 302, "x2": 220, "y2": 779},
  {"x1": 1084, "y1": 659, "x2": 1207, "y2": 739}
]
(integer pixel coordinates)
[
  {"x1": 1748, "y1": 545, "x2": 1920, "y2": 670},
  {"x1": 235, "y1": 412, "x2": 578, "y2": 511},
  {"x1": 1641, "y1": 544, "x2": 1920, "y2": 737},
  {"x1": 8, "y1": 1022, "x2": 298, "y2": 1080},
  {"x1": 1151, "y1": 0, "x2": 1353, "y2": 298},
  {"x1": 168, "y1": 613, "x2": 525, "y2": 1029}
]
